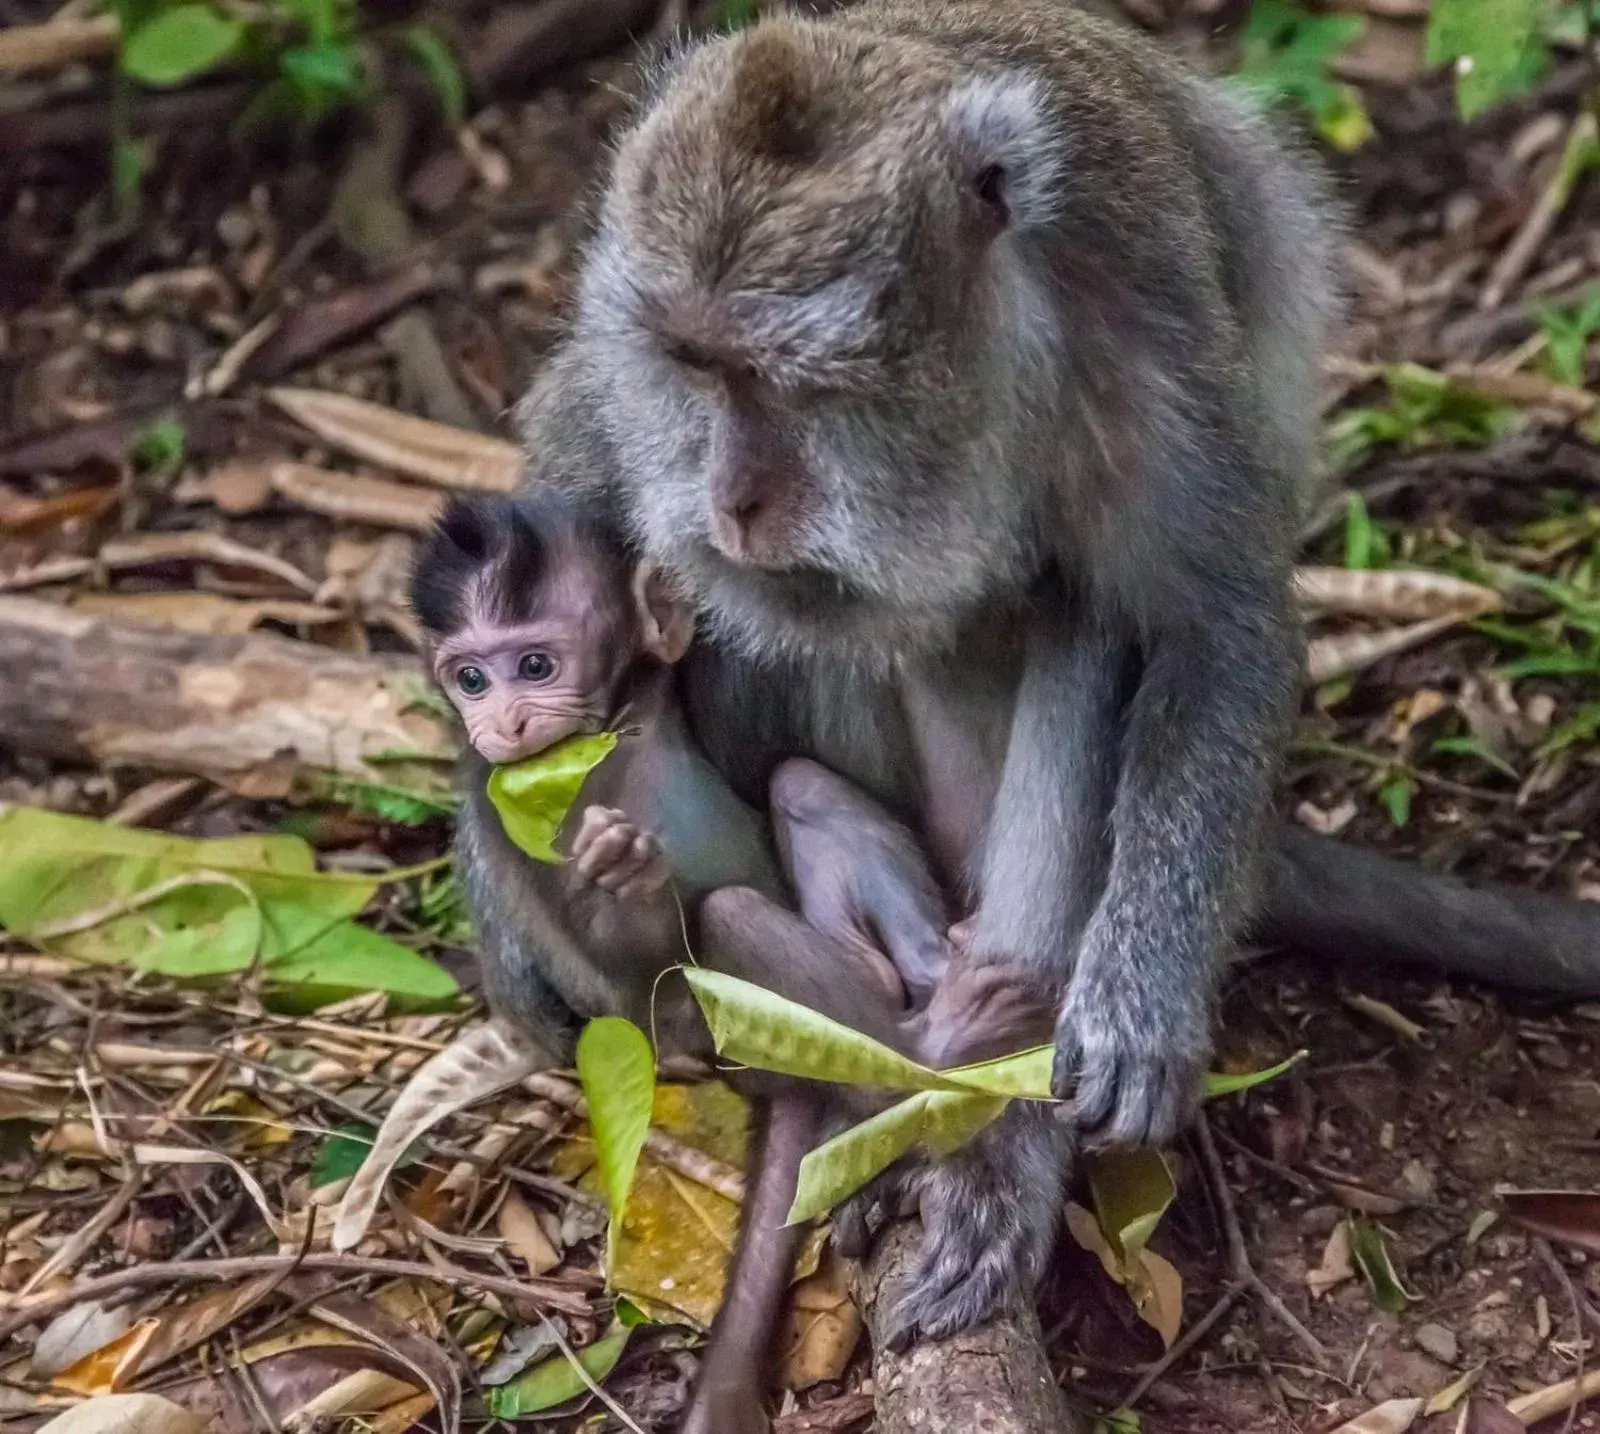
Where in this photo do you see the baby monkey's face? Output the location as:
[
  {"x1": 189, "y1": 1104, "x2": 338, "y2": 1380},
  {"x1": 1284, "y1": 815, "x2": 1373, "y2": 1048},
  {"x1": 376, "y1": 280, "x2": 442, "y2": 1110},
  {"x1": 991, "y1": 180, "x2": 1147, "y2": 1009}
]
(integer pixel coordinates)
[{"x1": 432, "y1": 562, "x2": 692, "y2": 765}]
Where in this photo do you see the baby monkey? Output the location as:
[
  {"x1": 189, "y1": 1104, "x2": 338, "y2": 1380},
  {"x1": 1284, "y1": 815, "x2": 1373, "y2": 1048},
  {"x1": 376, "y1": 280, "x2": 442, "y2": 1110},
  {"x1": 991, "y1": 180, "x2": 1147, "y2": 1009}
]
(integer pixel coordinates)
[{"x1": 410, "y1": 490, "x2": 1052, "y2": 1434}]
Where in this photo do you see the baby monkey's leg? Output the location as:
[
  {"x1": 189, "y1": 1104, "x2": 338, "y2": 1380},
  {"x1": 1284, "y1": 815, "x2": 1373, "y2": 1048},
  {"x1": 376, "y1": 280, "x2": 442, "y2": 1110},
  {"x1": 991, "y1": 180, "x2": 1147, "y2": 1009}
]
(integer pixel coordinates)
[{"x1": 768, "y1": 757, "x2": 952, "y2": 1006}]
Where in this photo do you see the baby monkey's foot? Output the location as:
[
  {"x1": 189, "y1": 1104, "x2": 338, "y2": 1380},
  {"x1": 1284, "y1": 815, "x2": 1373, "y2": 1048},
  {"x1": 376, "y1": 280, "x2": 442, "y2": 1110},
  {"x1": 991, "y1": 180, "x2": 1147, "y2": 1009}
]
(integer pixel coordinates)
[
  {"x1": 913, "y1": 960, "x2": 1056, "y2": 1070},
  {"x1": 571, "y1": 805, "x2": 670, "y2": 900}
]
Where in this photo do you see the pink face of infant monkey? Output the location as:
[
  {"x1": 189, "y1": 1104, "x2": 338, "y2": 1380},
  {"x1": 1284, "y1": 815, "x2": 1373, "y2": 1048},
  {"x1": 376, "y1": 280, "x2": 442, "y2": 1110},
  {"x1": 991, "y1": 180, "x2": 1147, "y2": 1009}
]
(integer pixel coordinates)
[{"x1": 412, "y1": 490, "x2": 694, "y2": 897}]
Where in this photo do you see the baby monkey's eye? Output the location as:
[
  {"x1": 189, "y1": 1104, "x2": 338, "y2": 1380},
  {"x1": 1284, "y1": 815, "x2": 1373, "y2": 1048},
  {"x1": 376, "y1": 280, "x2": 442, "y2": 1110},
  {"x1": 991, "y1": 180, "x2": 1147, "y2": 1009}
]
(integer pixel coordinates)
[
  {"x1": 456, "y1": 666, "x2": 489, "y2": 696},
  {"x1": 518, "y1": 652, "x2": 556, "y2": 682}
]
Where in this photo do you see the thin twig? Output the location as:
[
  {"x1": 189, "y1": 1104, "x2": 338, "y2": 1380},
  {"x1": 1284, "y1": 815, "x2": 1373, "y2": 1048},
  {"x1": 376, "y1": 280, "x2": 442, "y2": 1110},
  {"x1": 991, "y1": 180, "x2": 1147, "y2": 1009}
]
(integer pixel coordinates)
[
  {"x1": 0, "y1": 1252, "x2": 595, "y2": 1342},
  {"x1": 1197, "y1": 1115, "x2": 1330, "y2": 1368},
  {"x1": 1535, "y1": 1238, "x2": 1588, "y2": 1434},
  {"x1": 1121, "y1": 1281, "x2": 1245, "y2": 1407}
]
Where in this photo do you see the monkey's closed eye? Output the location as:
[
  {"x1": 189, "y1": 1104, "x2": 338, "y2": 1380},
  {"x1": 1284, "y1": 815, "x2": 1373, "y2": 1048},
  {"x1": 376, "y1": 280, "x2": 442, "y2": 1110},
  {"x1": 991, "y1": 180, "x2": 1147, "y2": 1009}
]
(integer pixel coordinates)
[
  {"x1": 973, "y1": 164, "x2": 1008, "y2": 224},
  {"x1": 518, "y1": 652, "x2": 557, "y2": 682},
  {"x1": 456, "y1": 666, "x2": 490, "y2": 696}
]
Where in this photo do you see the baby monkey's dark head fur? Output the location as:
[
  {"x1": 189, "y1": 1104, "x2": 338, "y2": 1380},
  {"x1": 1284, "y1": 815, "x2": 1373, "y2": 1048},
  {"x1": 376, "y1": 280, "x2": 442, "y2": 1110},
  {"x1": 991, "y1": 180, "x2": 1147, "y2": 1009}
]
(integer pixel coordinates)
[{"x1": 412, "y1": 491, "x2": 693, "y2": 766}]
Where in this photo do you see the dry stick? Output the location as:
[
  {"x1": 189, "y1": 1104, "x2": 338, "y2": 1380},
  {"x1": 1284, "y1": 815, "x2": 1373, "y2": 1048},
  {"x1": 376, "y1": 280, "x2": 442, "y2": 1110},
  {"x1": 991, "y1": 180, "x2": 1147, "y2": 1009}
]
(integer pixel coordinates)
[
  {"x1": 1479, "y1": 111, "x2": 1600, "y2": 311},
  {"x1": 0, "y1": 1253, "x2": 594, "y2": 1343},
  {"x1": 1535, "y1": 1238, "x2": 1588, "y2": 1434},
  {"x1": 1123, "y1": 1115, "x2": 1330, "y2": 1405},
  {"x1": 1196, "y1": 1115, "x2": 1329, "y2": 1367}
]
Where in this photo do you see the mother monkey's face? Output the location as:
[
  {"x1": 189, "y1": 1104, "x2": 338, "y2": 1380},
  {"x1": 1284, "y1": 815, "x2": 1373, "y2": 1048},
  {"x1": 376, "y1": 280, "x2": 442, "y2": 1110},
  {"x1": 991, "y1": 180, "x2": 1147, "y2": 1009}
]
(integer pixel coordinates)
[{"x1": 569, "y1": 20, "x2": 1062, "y2": 664}]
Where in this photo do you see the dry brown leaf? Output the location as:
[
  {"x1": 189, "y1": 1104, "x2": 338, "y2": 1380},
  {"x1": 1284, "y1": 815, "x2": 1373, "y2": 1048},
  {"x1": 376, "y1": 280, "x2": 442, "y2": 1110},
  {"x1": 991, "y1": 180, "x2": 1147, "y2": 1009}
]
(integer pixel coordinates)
[
  {"x1": 185, "y1": 463, "x2": 277, "y2": 514},
  {"x1": 779, "y1": 1253, "x2": 862, "y2": 1390},
  {"x1": 333, "y1": 1020, "x2": 547, "y2": 1251},
  {"x1": 268, "y1": 388, "x2": 521, "y2": 493},
  {"x1": 1307, "y1": 615, "x2": 1467, "y2": 685},
  {"x1": 0, "y1": 484, "x2": 119, "y2": 536},
  {"x1": 269, "y1": 463, "x2": 444, "y2": 532},
  {"x1": 1506, "y1": 1367, "x2": 1600, "y2": 1423},
  {"x1": 1295, "y1": 568, "x2": 1501, "y2": 622},
  {"x1": 1134, "y1": 1249, "x2": 1184, "y2": 1349},
  {"x1": 34, "y1": 1393, "x2": 208, "y2": 1434},
  {"x1": 283, "y1": 1369, "x2": 422, "y2": 1430},
  {"x1": 1307, "y1": 1220, "x2": 1355, "y2": 1298},
  {"x1": 0, "y1": 14, "x2": 120, "y2": 75},
  {"x1": 52, "y1": 1322, "x2": 159, "y2": 1396},
  {"x1": 497, "y1": 1191, "x2": 562, "y2": 1275},
  {"x1": 71, "y1": 591, "x2": 344, "y2": 635},
  {"x1": 31, "y1": 1304, "x2": 134, "y2": 1379},
  {"x1": 1500, "y1": 1189, "x2": 1600, "y2": 1255},
  {"x1": 97, "y1": 531, "x2": 318, "y2": 594},
  {"x1": 129, "y1": 1275, "x2": 281, "y2": 1378},
  {"x1": 1327, "y1": 1397, "x2": 1424, "y2": 1434}
]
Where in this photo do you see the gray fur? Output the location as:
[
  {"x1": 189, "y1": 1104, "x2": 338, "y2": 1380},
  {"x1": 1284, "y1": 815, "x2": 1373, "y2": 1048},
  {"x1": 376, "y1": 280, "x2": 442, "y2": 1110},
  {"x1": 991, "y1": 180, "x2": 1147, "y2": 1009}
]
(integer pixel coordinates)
[{"x1": 525, "y1": 0, "x2": 1338, "y2": 1345}]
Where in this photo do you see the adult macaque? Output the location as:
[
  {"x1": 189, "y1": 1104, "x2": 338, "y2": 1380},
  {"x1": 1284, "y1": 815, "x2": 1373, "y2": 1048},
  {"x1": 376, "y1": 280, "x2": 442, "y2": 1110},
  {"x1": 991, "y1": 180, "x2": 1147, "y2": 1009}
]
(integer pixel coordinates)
[
  {"x1": 347, "y1": 489, "x2": 1052, "y2": 1433},
  {"x1": 526, "y1": 0, "x2": 1337, "y2": 1349}
]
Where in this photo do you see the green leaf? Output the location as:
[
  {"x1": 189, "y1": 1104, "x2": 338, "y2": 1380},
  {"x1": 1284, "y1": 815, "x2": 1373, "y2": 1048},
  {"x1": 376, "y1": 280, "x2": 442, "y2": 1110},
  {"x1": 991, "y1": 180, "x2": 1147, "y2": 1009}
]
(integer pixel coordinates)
[
  {"x1": 0, "y1": 806, "x2": 456, "y2": 1002},
  {"x1": 311, "y1": 1121, "x2": 425, "y2": 1187},
  {"x1": 1378, "y1": 774, "x2": 1414, "y2": 828},
  {"x1": 133, "y1": 418, "x2": 186, "y2": 472},
  {"x1": 1426, "y1": 0, "x2": 1546, "y2": 118},
  {"x1": 1087, "y1": 1148, "x2": 1176, "y2": 1268},
  {"x1": 280, "y1": 41, "x2": 362, "y2": 112},
  {"x1": 1233, "y1": 0, "x2": 1370, "y2": 149},
  {"x1": 787, "y1": 1088, "x2": 1005, "y2": 1225},
  {"x1": 1203, "y1": 1049, "x2": 1307, "y2": 1100},
  {"x1": 394, "y1": 26, "x2": 466, "y2": 126},
  {"x1": 1345, "y1": 490, "x2": 1376, "y2": 570},
  {"x1": 487, "y1": 732, "x2": 620, "y2": 864},
  {"x1": 577, "y1": 1017, "x2": 656, "y2": 1280},
  {"x1": 122, "y1": 5, "x2": 244, "y2": 86},
  {"x1": 1348, "y1": 1215, "x2": 1413, "y2": 1313},
  {"x1": 112, "y1": 136, "x2": 148, "y2": 207},
  {"x1": 685, "y1": 967, "x2": 954, "y2": 1094},
  {"x1": 483, "y1": 1322, "x2": 631, "y2": 1418}
]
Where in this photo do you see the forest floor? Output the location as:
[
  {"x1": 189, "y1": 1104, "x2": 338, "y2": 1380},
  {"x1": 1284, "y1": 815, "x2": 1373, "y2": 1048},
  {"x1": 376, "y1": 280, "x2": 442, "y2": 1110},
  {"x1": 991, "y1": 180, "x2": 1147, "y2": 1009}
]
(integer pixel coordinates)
[{"x1": 3, "y1": 1, "x2": 1600, "y2": 1432}]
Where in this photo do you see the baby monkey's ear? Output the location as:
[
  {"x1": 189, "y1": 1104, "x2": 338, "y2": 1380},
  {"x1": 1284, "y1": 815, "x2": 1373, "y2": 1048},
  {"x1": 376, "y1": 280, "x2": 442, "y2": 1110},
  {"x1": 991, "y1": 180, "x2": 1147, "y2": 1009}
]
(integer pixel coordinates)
[{"x1": 632, "y1": 565, "x2": 695, "y2": 664}]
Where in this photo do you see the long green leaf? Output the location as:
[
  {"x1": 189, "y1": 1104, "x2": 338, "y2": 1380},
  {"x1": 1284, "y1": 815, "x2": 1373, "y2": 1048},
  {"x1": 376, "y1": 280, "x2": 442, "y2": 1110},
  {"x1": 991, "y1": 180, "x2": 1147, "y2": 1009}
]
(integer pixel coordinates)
[
  {"x1": 122, "y1": 5, "x2": 244, "y2": 86},
  {"x1": 486, "y1": 732, "x2": 619, "y2": 864},
  {"x1": 1203, "y1": 1049, "x2": 1307, "y2": 1100},
  {"x1": 1087, "y1": 1148, "x2": 1176, "y2": 1268},
  {"x1": 483, "y1": 1323, "x2": 630, "y2": 1418},
  {"x1": 787, "y1": 1088, "x2": 1005, "y2": 1225},
  {"x1": 685, "y1": 968, "x2": 953, "y2": 1093},
  {"x1": 577, "y1": 1017, "x2": 656, "y2": 1280}
]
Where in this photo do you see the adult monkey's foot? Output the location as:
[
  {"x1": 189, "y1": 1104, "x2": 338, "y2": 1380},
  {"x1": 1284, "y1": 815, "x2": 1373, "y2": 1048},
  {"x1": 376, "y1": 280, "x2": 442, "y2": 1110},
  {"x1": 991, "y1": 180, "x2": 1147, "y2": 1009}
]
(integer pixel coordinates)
[{"x1": 877, "y1": 1106, "x2": 1072, "y2": 1349}]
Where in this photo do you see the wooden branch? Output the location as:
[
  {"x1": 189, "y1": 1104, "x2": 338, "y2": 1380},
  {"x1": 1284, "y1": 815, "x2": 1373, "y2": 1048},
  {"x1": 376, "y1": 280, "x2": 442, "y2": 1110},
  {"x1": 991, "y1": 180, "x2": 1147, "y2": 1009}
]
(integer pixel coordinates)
[
  {"x1": 857, "y1": 1222, "x2": 1084, "y2": 1434},
  {"x1": 0, "y1": 15, "x2": 119, "y2": 75},
  {"x1": 0, "y1": 596, "x2": 454, "y2": 799}
]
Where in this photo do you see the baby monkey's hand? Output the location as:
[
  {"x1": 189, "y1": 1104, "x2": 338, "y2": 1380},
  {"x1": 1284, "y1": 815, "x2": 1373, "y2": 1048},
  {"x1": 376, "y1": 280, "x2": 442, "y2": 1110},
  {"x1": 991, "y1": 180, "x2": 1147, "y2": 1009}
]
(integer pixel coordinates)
[{"x1": 571, "y1": 805, "x2": 671, "y2": 901}]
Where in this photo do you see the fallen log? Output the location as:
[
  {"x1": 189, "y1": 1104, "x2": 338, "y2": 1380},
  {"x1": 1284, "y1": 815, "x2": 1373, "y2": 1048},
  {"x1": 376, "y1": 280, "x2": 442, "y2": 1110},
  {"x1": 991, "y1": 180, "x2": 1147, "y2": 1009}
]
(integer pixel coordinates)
[{"x1": 0, "y1": 595, "x2": 454, "y2": 802}]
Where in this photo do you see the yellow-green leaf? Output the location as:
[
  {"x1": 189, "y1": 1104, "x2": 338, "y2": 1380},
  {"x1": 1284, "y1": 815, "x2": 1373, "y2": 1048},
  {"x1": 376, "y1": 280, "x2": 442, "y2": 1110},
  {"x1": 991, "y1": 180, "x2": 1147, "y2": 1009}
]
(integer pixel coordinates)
[
  {"x1": 486, "y1": 732, "x2": 619, "y2": 864},
  {"x1": 577, "y1": 1017, "x2": 656, "y2": 1281},
  {"x1": 482, "y1": 1322, "x2": 630, "y2": 1418},
  {"x1": 787, "y1": 1089, "x2": 1005, "y2": 1225},
  {"x1": 1087, "y1": 1148, "x2": 1176, "y2": 1268},
  {"x1": 1203, "y1": 1050, "x2": 1307, "y2": 1100},
  {"x1": 685, "y1": 968, "x2": 954, "y2": 1093}
]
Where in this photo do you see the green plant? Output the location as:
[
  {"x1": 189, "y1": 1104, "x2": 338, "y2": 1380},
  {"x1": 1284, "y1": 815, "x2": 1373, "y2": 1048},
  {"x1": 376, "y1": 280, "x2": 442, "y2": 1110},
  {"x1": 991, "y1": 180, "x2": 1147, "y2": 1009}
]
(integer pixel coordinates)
[
  {"x1": 1232, "y1": 0, "x2": 1373, "y2": 152},
  {"x1": 1536, "y1": 284, "x2": 1600, "y2": 386},
  {"x1": 109, "y1": 0, "x2": 466, "y2": 195},
  {"x1": 1324, "y1": 364, "x2": 1523, "y2": 475},
  {"x1": 1427, "y1": 0, "x2": 1600, "y2": 118}
]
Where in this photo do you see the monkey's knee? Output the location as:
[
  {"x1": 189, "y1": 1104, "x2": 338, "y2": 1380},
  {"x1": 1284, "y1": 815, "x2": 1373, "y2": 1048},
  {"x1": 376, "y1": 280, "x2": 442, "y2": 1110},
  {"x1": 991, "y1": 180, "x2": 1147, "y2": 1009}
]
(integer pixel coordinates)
[
  {"x1": 768, "y1": 757, "x2": 838, "y2": 827},
  {"x1": 699, "y1": 885, "x2": 778, "y2": 947}
]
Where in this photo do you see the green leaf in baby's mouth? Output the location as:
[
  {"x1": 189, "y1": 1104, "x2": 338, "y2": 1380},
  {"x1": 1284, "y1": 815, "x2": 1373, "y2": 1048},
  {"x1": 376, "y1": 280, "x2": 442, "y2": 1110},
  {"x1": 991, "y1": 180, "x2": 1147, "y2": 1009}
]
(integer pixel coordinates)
[{"x1": 487, "y1": 732, "x2": 620, "y2": 863}]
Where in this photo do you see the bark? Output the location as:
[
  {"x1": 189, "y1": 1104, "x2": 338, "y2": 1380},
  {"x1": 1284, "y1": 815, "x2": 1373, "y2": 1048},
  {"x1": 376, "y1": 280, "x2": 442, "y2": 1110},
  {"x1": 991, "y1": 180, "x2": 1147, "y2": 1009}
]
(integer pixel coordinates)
[
  {"x1": 858, "y1": 1223, "x2": 1083, "y2": 1434},
  {"x1": 0, "y1": 596, "x2": 454, "y2": 799}
]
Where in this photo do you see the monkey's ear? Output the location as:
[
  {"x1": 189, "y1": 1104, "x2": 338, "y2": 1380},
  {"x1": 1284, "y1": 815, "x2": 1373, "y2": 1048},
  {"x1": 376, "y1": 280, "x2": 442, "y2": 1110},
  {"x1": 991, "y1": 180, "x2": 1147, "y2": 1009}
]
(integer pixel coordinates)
[
  {"x1": 632, "y1": 566, "x2": 695, "y2": 664},
  {"x1": 941, "y1": 74, "x2": 1063, "y2": 231}
]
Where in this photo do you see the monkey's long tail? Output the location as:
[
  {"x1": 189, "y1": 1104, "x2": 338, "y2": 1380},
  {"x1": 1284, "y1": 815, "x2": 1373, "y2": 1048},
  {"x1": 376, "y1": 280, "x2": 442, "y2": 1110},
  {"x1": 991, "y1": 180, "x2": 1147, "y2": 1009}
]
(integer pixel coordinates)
[{"x1": 1259, "y1": 827, "x2": 1600, "y2": 997}]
